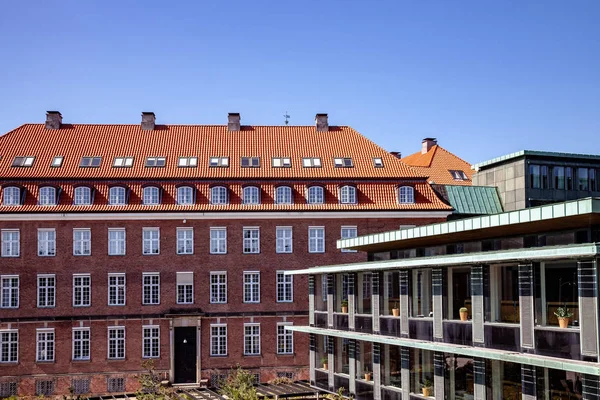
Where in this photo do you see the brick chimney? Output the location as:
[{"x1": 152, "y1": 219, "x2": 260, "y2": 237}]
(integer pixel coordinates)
[
  {"x1": 228, "y1": 113, "x2": 241, "y2": 131},
  {"x1": 422, "y1": 138, "x2": 437, "y2": 154},
  {"x1": 315, "y1": 113, "x2": 329, "y2": 132},
  {"x1": 141, "y1": 112, "x2": 156, "y2": 131},
  {"x1": 45, "y1": 111, "x2": 62, "y2": 130},
  {"x1": 390, "y1": 151, "x2": 402, "y2": 159}
]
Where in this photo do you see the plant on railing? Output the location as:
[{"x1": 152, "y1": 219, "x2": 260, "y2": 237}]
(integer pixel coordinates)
[
  {"x1": 554, "y1": 306, "x2": 574, "y2": 328},
  {"x1": 459, "y1": 307, "x2": 469, "y2": 321},
  {"x1": 321, "y1": 356, "x2": 329, "y2": 369},
  {"x1": 392, "y1": 301, "x2": 400, "y2": 317},
  {"x1": 421, "y1": 378, "x2": 433, "y2": 397},
  {"x1": 363, "y1": 367, "x2": 372, "y2": 381},
  {"x1": 341, "y1": 299, "x2": 349, "y2": 313}
]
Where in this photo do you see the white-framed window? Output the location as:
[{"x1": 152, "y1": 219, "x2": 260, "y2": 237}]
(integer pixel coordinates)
[
  {"x1": 276, "y1": 272, "x2": 293, "y2": 302},
  {"x1": 276, "y1": 227, "x2": 293, "y2": 253},
  {"x1": 277, "y1": 323, "x2": 293, "y2": 354},
  {"x1": 334, "y1": 157, "x2": 353, "y2": 168},
  {"x1": 398, "y1": 186, "x2": 415, "y2": 204},
  {"x1": 143, "y1": 186, "x2": 160, "y2": 205},
  {"x1": 108, "y1": 273, "x2": 126, "y2": 306},
  {"x1": 38, "y1": 229, "x2": 56, "y2": 257},
  {"x1": 145, "y1": 157, "x2": 166, "y2": 167},
  {"x1": 177, "y1": 186, "x2": 194, "y2": 205},
  {"x1": 142, "y1": 326, "x2": 160, "y2": 358},
  {"x1": 302, "y1": 158, "x2": 321, "y2": 168},
  {"x1": 272, "y1": 157, "x2": 291, "y2": 167},
  {"x1": 142, "y1": 273, "x2": 160, "y2": 305},
  {"x1": 210, "y1": 272, "x2": 227, "y2": 303},
  {"x1": 113, "y1": 157, "x2": 134, "y2": 167},
  {"x1": 243, "y1": 227, "x2": 260, "y2": 254},
  {"x1": 1, "y1": 230, "x2": 19, "y2": 257},
  {"x1": 242, "y1": 186, "x2": 260, "y2": 205},
  {"x1": 178, "y1": 157, "x2": 198, "y2": 167},
  {"x1": 73, "y1": 228, "x2": 91, "y2": 256},
  {"x1": 72, "y1": 328, "x2": 90, "y2": 360},
  {"x1": 241, "y1": 157, "x2": 260, "y2": 168},
  {"x1": 142, "y1": 228, "x2": 160, "y2": 255},
  {"x1": 36, "y1": 328, "x2": 55, "y2": 362},
  {"x1": 39, "y1": 186, "x2": 56, "y2": 206},
  {"x1": 79, "y1": 157, "x2": 101, "y2": 167},
  {"x1": 109, "y1": 187, "x2": 126, "y2": 205},
  {"x1": 210, "y1": 324, "x2": 227, "y2": 356},
  {"x1": 74, "y1": 187, "x2": 91, "y2": 205},
  {"x1": 211, "y1": 186, "x2": 228, "y2": 205},
  {"x1": 2, "y1": 187, "x2": 21, "y2": 206},
  {"x1": 308, "y1": 227, "x2": 325, "y2": 253},
  {"x1": 176, "y1": 272, "x2": 194, "y2": 304},
  {"x1": 1, "y1": 276, "x2": 19, "y2": 308},
  {"x1": 275, "y1": 186, "x2": 293, "y2": 204},
  {"x1": 108, "y1": 228, "x2": 126, "y2": 255},
  {"x1": 341, "y1": 226, "x2": 358, "y2": 253},
  {"x1": 339, "y1": 185, "x2": 357, "y2": 204},
  {"x1": 51, "y1": 156, "x2": 64, "y2": 167},
  {"x1": 177, "y1": 228, "x2": 194, "y2": 255},
  {"x1": 0, "y1": 330, "x2": 18, "y2": 362},
  {"x1": 108, "y1": 327, "x2": 125, "y2": 359},
  {"x1": 210, "y1": 228, "x2": 227, "y2": 254},
  {"x1": 243, "y1": 272, "x2": 260, "y2": 303},
  {"x1": 209, "y1": 157, "x2": 229, "y2": 167},
  {"x1": 73, "y1": 274, "x2": 91, "y2": 307},
  {"x1": 243, "y1": 323, "x2": 260, "y2": 355},
  {"x1": 307, "y1": 186, "x2": 324, "y2": 204},
  {"x1": 37, "y1": 274, "x2": 55, "y2": 307},
  {"x1": 450, "y1": 170, "x2": 468, "y2": 181},
  {"x1": 373, "y1": 157, "x2": 384, "y2": 168}
]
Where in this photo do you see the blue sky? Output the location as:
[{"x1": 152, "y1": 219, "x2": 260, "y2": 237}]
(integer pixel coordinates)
[{"x1": 0, "y1": 1, "x2": 598, "y2": 164}]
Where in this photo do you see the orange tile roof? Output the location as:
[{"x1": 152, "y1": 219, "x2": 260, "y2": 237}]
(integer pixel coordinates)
[{"x1": 401, "y1": 145, "x2": 473, "y2": 186}]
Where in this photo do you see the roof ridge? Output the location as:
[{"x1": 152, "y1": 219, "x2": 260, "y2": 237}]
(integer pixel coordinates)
[
  {"x1": 7, "y1": 123, "x2": 351, "y2": 128},
  {"x1": 434, "y1": 145, "x2": 471, "y2": 166}
]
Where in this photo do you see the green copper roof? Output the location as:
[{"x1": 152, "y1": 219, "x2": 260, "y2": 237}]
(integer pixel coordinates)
[
  {"x1": 443, "y1": 185, "x2": 503, "y2": 215},
  {"x1": 472, "y1": 150, "x2": 600, "y2": 170}
]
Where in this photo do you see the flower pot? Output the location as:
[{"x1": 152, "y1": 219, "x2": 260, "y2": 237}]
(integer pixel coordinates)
[
  {"x1": 341, "y1": 306, "x2": 348, "y2": 313},
  {"x1": 558, "y1": 317, "x2": 570, "y2": 328},
  {"x1": 364, "y1": 372, "x2": 372, "y2": 381},
  {"x1": 323, "y1": 363, "x2": 328, "y2": 370},
  {"x1": 459, "y1": 311, "x2": 468, "y2": 321},
  {"x1": 422, "y1": 387, "x2": 432, "y2": 397},
  {"x1": 392, "y1": 308, "x2": 400, "y2": 317}
]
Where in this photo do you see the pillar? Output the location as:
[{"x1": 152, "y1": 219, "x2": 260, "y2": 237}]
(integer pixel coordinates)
[
  {"x1": 327, "y1": 336, "x2": 334, "y2": 391},
  {"x1": 348, "y1": 339, "x2": 356, "y2": 396},
  {"x1": 518, "y1": 263, "x2": 535, "y2": 351},
  {"x1": 327, "y1": 274, "x2": 334, "y2": 328},
  {"x1": 582, "y1": 374, "x2": 600, "y2": 400},
  {"x1": 434, "y1": 351, "x2": 445, "y2": 400},
  {"x1": 521, "y1": 364, "x2": 537, "y2": 400},
  {"x1": 432, "y1": 269, "x2": 444, "y2": 341},
  {"x1": 401, "y1": 347, "x2": 410, "y2": 399},
  {"x1": 473, "y1": 358, "x2": 486, "y2": 400},
  {"x1": 471, "y1": 265, "x2": 486, "y2": 346},
  {"x1": 349, "y1": 273, "x2": 356, "y2": 331},
  {"x1": 400, "y1": 270, "x2": 409, "y2": 338},
  {"x1": 578, "y1": 260, "x2": 598, "y2": 358},
  {"x1": 372, "y1": 272, "x2": 381, "y2": 333},
  {"x1": 309, "y1": 333, "x2": 316, "y2": 385},
  {"x1": 373, "y1": 343, "x2": 382, "y2": 400},
  {"x1": 309, "y1": 275, "x2": 315, "y2": 326}
]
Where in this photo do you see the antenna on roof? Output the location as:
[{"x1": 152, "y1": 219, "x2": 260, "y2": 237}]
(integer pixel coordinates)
[{"x1": 283, "y1": 111, "x2": 290, "y2": 125}]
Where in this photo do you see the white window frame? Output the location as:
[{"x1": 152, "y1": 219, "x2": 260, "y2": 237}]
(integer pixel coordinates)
[
  {"x1": 243, "y1": 227, "x2": 260, "y2": 254},
  {"x1": 143, "y1": 186, "x2": 160, "y2": 205},
  {"x1": 272, "y1": 157, "x2": 291, "y2": 168},
  {"x1": 276, "y1": 226, "x2": 293, "y2": 253},
  {"x1": 373, "y1": 157, "x2": 384, "y2": 167},
  {"x1": 398, "y1": 186, "x2": 415, "y2": 204},
  {"x1": 107, "y1": 327, "x2": 125, "y2": 360},
  {"x1": 242, "y1": 186, "x2": 261, "y2": 205},
  {"x1": 307, "y1": 186, "x2": 324, "y2": 204},
  {"x1": 36, "y1": 328, "x2": 55, "y2": 362},
  {"x1": 51, "y1": 156, "x2": 64, "y2": 167},
  {"x1": 37, "y1": 274, "x2": 56, "y2": 308},
  {"x1": 72, "y1": 328, "x2": 90, "y2": 361},
  {"x1": 142, "y1": 326, "x2": 160, "y2": 358},
  {"x1": 73, "y1": 274, "x2": 91, "y2": 307},
  {"x1": 243, "y1": 323, "x2": 261, "y2": 355},
  {"x1": 339, "y1": 185, "x2": 357, "y2": 204},
  {"x1": 210, "y1": 228, "x2": 227, "y2": 254},
  {"x1": 113, "y1": 157, "x2": 134, "y2": 167},
  {"x1": 176, "y1": 227, "x2": 194, "y2": 255},
  {"x1": 38, "y1": 228, "x2": 56, "y2": 257},
  {"x1": 277, "y1": 323, "x2": 294, "y2": 354},
  {"x1": 73, "y1": 228, "x2": 91, "y2": 256},
  {"x1": 210, "y1": 272, "x2": 227, "y2": 304},
  {"x1": 334, "y1": 157, "x2": 353, "y2": 168},
  {"x1": 39, "y1": 186, "x2": 56, "y2": 206},
  {"x1": 275, "y1": 186, "x2": 293, "y2": 205},
  {"x1": 176, "y1": 272, "x2": 194, "y2": 304},
  {"x1": 302, "y1": 158, "x2": 322, "y2": 168},
  {"x1": 277, "y1": 271, "x2": 293, "y2": 303},
  {"x1": 142, "y1": 273, "x2": 160, "y2": 305},
  {"x1": 142, "y1": 228, "x2": 160, "y2": 255},
  {"x1": 209, "y1": 157, "x2": 229, "y2": 167},
  {"x1": 341, "y1": 226, "x2": 358, "y2": 253},
  {"x1": 1, "y1": 230, "x2": 20, "y2": 257},
  {"x1": 2, "y1": 186, "x2": 21, "y2": 206},
  {"x1": 177, "y1": 186, "x2": 194, "y2": 205},
  {"x1": 243, "y1": 272, "x2": 260, "y2": 303},
  {"x1": 108, "y1": 273, "x2": 126, "y2": 306},
  {"x1": 1, "y1": 275, "x2": 19, "y2": 309},
  {"x1": 145, "y1": 157, "x2": 166, "y2": 167},
  {"x1": 0, "y1": 330, "x2": 18, "y2": 363},
  {"x1": 108, "y1": 228, "x2": 126, "y2": 255},
  {"x1": 308, "y1": 227, "x2": 325, "y2": 253},
  {"x1": 109, "y1": 186, "x2": 126, "y2": 205},
  {"x1": 211, "y1": 186, "x2": 228, "y2": 205},
  {"x1": 178, "y1": 157, "x2": 198, "y2": 168},
  {"x1": 74, "y1": 186, "x2": 91, "y2": 206},
  {"x1": 210, "y1": 324, "x2": 227, "y2": 356}
]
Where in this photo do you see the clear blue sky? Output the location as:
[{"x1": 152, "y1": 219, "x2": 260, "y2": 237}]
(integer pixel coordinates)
[{"x1": 1, "y1": 1, "x2": 598, "y2": 164}]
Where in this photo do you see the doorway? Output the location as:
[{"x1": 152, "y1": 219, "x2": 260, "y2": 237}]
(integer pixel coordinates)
[{"x1": 174, "y1": 327, "x2": 197, "y2": 383}]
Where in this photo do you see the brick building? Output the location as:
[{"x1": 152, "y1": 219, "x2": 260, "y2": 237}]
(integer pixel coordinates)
[{"x1": 0, "y1": 111, "x2": 451, "y2": 396}]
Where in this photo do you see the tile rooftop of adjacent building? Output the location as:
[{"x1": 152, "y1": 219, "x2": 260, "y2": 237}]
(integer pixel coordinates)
[{"x1": 401, "y1": 143, "x2": 473, "y2": 185}]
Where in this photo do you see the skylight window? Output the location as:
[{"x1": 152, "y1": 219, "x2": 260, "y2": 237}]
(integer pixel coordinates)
[
  {"x1": 334, "y1": 158, "x2": 353, "y2": 168},
  {"x1": 12, "y1": 156, "x2": 35, "y2": 167},
  {"x1": 450, "y1": 170, "x2": 468, "y2": 181},
  {"x1": 178, "y1": 157, "x2": 198, "y2": 167},
  {"x1": 272, "y1": 157, "x2": 291, "y2": 168},
  {"x1": 241, "y1": 157, "x2": 260, "y2": 168},
  {"x1": 51, "y1": 156, "x2": 64, "y2": 167},
  {"x1": 113, "y1": 157, "x2": 134, "y2": 167},
  {"x1": 145, "y1": 157, "x2": 166, "y2": 167},
  {"x1": 209, "y1": 157, "x2": 229, "y2": 167},
  {"x1": 303, "y1": 158, "x2": 321, "y2": 168},
  {"x1": 80, "y1": 157, "x2": 102, "y2": 167},
  {"x1": 373, "y1": 158, "x2": 384, "y2": 168}
]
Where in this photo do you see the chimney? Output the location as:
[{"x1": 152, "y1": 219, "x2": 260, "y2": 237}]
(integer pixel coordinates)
[
  {"x1": 228, "y1": 113, "x2": 241, "y2": 131},
  {"x1": 45, "y1": 111, "x2": 62, "y2": 130},
  {"x1": 141, "y1": 112, "x2": 156, "y2": 131},
  {"x1": 315, "y1": 113, "x2": 328, "y2": 132},
  {"x1": 421, "y1": 137, "x2": 437, "y2": 154},
  {"x1": 390, "y1": 151, "x2": 402, "y2": 159}
]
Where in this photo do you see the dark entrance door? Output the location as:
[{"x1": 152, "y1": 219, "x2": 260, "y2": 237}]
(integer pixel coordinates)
[{"x1": 174, "y1": 327, "x2": 197, "y2": 383}]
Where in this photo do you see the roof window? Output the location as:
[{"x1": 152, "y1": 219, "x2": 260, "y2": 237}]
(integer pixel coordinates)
[
  {"x1": 302, "y1": 158, "x2": 321, "y2": 168},
  {"x1": 145, "y1": 157, "x2": 166, "y2": 167},
  {"x1": 113, "y1": 157, "x2": 134, "y2": 167},
  {"x1": 272, "y1": 158, "x2": 291, "y2": 168},
  {"x1": 51, "y1": 156, "x2": 64, "y2": 167},
  {"x1": 209, "y1": 157, "x2": 229, "y2": 167},
  {"x1": 178, "y1": 157, "x2": 198, "y2": 167},
  {"x1": 450, "y1": 170, "x2": 468, "y2": 181},
  {"x1": 12, "y1": 156, "x2": 35, "y2": 167},
  {"x1": 241, "y1": 157, "x2": 260, "y2": 168},
  {"x1": 80, "y1": 157, "x2": 102, "y2": 167},
  {"x1": 373, "y1": 158, "x2": 384, "y2": 168},
  {"x1": 334, "y1": 158, "x2": 353, "y2": 168}
]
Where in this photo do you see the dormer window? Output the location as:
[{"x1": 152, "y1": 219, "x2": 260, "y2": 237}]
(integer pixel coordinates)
[
  {"x1": 39, "y1": 187, "x2": 57, "y2": 206},
  {"x1": 450, "y1": 170, "x2": 468, "y2": 181},
  {"x1": 373, "y1": 158, "x2": 384, "y2": 168},
  {"x1": 307, "y1": 186, "x2": 324, "y2": 204},
  {"x1": 113, "y1": 157, "x2": 134, "y2": 167},
  {"x1": 80, "y1": 157, "x2": 102, "y2": 167},
  {"x1": 209, "y1": 157, "x2": 229, "y2": 167},
  {"x1": 178, "y1": 157, "x2": 198, "y2": 168},
  {"x1": 334, "y1": 158, "x2": 353, "y2": 168},
  {"x1": 177, "y1": 186, "x2": 194, "y2": 205},
  {"x1": 51, "y1": 156, "x2": 64, "y2": 167},
  {"x1": 109, "y1": 187, "x2": 126, "y2": 205},
  {"x1": 143, "y1": 186, "x2": 160, "y2": 205},
  {"x1": 272, "y1": 158, "x2": 291, "y2": 168},
  {"x1": 303, "y1": 158, "x2": 321, "y2": 168},
  {"x1": 211, "y1": 186, "x2": 228, "y2": 205},
  {"x1": 398, "y1": 186, "x2": 415, "y2": 204},
  {"x1": 74, "y1": 187, "x2": 92, "y2": 206},
  {"x1": 2, "y1": 187, "x2": 21, "y2": 206},
  {"x1": 242, "y1": 186, "x2": 260, "y2": 205},
  {"x1": 12, "y1": 156, "x2": 35, "y2": 167},
  {"x1": 339, "y1": 185, "x2": 357, "y2": 204},
  {"x1": 241, "y1": 157, "x2": 260, "y2": 168},
  {"x1": 145, "y1": 157, "x2": 166, "y2": 167},
  {"x1": 275, "y1": 186, "x2": 293, "y2": 204}
]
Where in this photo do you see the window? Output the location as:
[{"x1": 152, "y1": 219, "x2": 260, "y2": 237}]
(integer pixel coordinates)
[
  {"x1": 334, "y1": 157, "x2": 353, "y2": 167},
  {"x1": 210, "y1": 272, "x2": 227, "y2": 303},
  {"x1": 176, "y1": 272, "x2": 194, "y2": 304},
  {"x1": 242, "y1": 186, "x2": 260, "y2": 205},
  {"x1": 80, "y1": 157, "x2": 101, "y2": 167},
  {"x1": 210, "y1": 228, "x2": 227, "y2": 254},
  {"x1": 341, "y1": 226, "x2": 358, "y2": 252},
  {"x1": 591, "y1": 169, "x2": 597, "y2": 191},
  {"x1": 176, "y1": 228, "x2": 194, "y2": 255},
  {"x1": 108, "y1": 274, "x2": 126, "y2": 306},
  {"x1": 398, "y1": 186, "x2": 415, "y2": 204},
  {"x1": 277, "y1": 323, "x2": 293, "y2": 354},
  {"x1": 243, "y1": 228, "x2": 260, "y2": 254},
  {"x1": 142, "y1": 326, "x2": 160, "y2": 358},
  {"x1": 143, "y1": 186, "x2": 160, "y2": 205},
  {"x1": 308, "y1": 227, "x2": 325, "y2": 253},
  {"x1": 0, "y1": 330, "x2": 18, "y2": 362},
  {"x1": 73, "y1": 228, "x2": 91, "y2": 256},
  {"x1": 1, "y1": 276, "x2": 19, "y2": 308},
  {"x1": 142, "y1": 273, "x2": 160, "y2": 305},
  {"x1": 302, "y1": 158, "x2": 321, "y2": 167},
  {"x1": 36, "y1": 380, "x2": 54, "y2": 396},
  {"x1": 210, "y1": 325, "x2": 227, "y2": 356},
  {"x1": 109, "y1": 187, "x2": 126, "y2": 205},
  {"x1": 36, "y1": 329, "x2": 55, "y2": 362},
  {"x1": 51, "y1": 156, "x2": 64, "y2": 167},
  {"x1": 373, "y1": 158, "x2": 384, "y2": 168},
  {"x1": 38, "y1": 229, "x2": 56, "y2": 256},
  {"x1": 37, "y1": 275, "x2": 55, "y2": 307},
  {"x1": 72, "y1": 379, "x2": 90, "y2": 394},
  {"x1": 74, "y1": 186, "x2": 91, "y2": 205},
  {"x1": 275, "y1": 186, "x2": 293, "y2": 204},
  {"x1": 108, "y1": 228, "x2": 126, "y2": 255},
  {"x1": 108, "y1": 327, "x2": 125, "y2": 359},
  {"x1": 12, "y1": 156, "x2": 35, "y2": 167},
  {"x1": 277, "y1": 272, "x2": 293, "y2": 302},
  {"x1": 244, "y1": 272, "x2": 260, "y2": 303},
  {"x1": 39, "y1": 186, "x2": 56, "y2": 206},
  {"x1": 244, "y1": 324, "x2": 260, "y2": 355},
  {"x1": 554, "y1": 166, "x2": 565, "y2": 189},
  {"x1": 143, "y1": 228, "x2": 160, "y2": 255},
  {"x1": 3, "y1": 187, "x2": 21, "y2": 206},
  {"x1": 177, "y1": 186, "x2": 194, "y2": 205},
  {"x1": 529, "y1": 164, "x2": 541, "y2": 188},
  {"x1": 307, "y1": 186, "x2": 324, "y2": 204},
  {"x1": 339, "y1": 185, "x2": 357, "y2": 204},
  {"x1": 241, "y1": 157, "x2": 260, "y2": 167},
  {"x1": 1, "y1": 230, "x2": 19, "y2": 257},
  {"x1": 209, "y1": 157, "x2": 229, "y2": 167},
  {"x1": 73, "y1": 274, "x2": 91, "y2": 307},
  {"x1": 276, "y1": 227, "x2": 293, "y2": 253},
  {"x1": 113, "y1": 157, "x2": 134, "y2": 167},
  {"x1": 72, "y1": 328, "x2": 90, "y2": 360},
  {"x1": 107, "y1": 378, "x2": 125, "y2": 393},
  {"x1": 178, "y1": 157, "x2": 198, "y2": 167},
  {"x1": 272, "y1": 157, "x2": 291, "y2": 167},
  {"x1": 566, "y1": 167, "x2": 574, "y2": 190},
  {"x1": 211, "y1": 186, "x2": 228, "y2": 205},
  {"x1": 578, "y1": 168, "x2": 589, "y2": 190},
  {"x1": 145, "y1": 157, "x2": 166, "y2": 167}
]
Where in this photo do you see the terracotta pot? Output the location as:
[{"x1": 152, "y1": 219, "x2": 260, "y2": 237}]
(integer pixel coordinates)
[
  {"x1": 459, "y1": 311, "x2": 468, "y2": 321},
  {"x1": 341, "y1": 306, "x2": 348, "y2": 313},
  {"x1": 364, "y1": 373, "x2": 372, "y2": 381},
  {"x1": 392, "y1": 308, "x2": 400, "y2": 317},
  {"x1": 323, "y1": 363, "x2": 328, "y2": 370},
  {"x1": 558, "y1": 317, "x2": 570, "y2": 328},
  {"x1": 422, "y1": 387, "x2": 431, "y2": 397}
]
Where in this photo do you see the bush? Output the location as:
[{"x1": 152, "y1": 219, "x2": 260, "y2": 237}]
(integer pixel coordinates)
[{"x1": 218, "y1": 365, "x2": 259, "y2": 400}]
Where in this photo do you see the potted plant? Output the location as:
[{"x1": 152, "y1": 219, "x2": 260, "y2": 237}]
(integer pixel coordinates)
[
  {"x1": 392, "y1": 301, "x2": 400, "y2": 317},
  {"x1": 363, "y1": 367, "x2": 372, "y2": 381},
  {"x1": 554, "y1": 306, "x2": 574, "y2": 328},
  {"x1": 421, "y1": 378, "x2": 433, "y2": 397},
  {"x1": 459, "y1": 307, "x2": 469, "y2": 321},
  {"x1": 321, "y1": 356, "x2": 328, "y2": 370},
  {"x1": 341, "y1": 299, "x2": 348, "y2": 313}
]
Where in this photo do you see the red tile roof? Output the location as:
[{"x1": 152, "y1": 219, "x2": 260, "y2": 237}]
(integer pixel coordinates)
[{"x1": 401, "y1": 145, "x2": 473, "y2": 186}]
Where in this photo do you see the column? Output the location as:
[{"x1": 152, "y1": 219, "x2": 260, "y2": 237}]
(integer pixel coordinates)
[
  {"x1": 400, "y1": 270, "x2": 409, "y2": 338},
  {"x1": 327, "y1": 274, "x2": 334, "y2": 329},
  {"x1": 309, "y1": 275, "x2": 315, "y2": 326},
  {"x1": 473, "y1": 358, "x2": 486, "y2": 400},
  {"x1": 434, "y1": 352, "x2": 445, "y2": 400},
  {"x1": 582, "y1": 374, "x2": 600, "y2": 400},
  {"x1": 471, "y1": 265, "x2": 486, "y2": 346},
  {"x1": 373, "y1": 343, "x2": 382, "y2": 400},
  {"x1": 327, "y1": 336, "x2": 335, "y2": 391},
  {"x1": 372, "y1": 272, "x2": 381, "y2": 334},
  {"x1": 400, "y1": 347, "x2": 410, "y2": 399},
  {"x1": 518, "y1": 263, "x2": 535, "y2": 351},
  {"x1": 578, "y1": 260, "x2": 598, "y2": 358},
  {"x1": 309, "y1": 333, "x2": 316, "y2": 385},
  {"x1": 349, "y1": 273, "x2": 356, "y2": 331},
  {"x1": 348, "y1": 339, "x2": 356, "y2": 396},
  {"x1": 521, "y1": 364, "x2": 537, "y2": 400},
  {"x1": 432, "y1": 269, "x2": 444, "y2": 341}
]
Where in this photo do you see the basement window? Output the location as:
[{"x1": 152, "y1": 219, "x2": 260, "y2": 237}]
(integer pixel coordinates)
[
  {"x1": 302, "y1": 158, "x2": 321, "y2": 168},
  {"x1": 334, "y1": 158, "x2": 353, "y2": 168},
  {"x1": 113, "y1": 157, "x2": 134, "y2": 167},
  {"x1": 272, "y1": 157, "x2": 291, "y2": 168},
  {"x1": 51, "y1": 156, "x2": 64, "y2": 167},
  {"x1": 241, "y1": 157, "x2": 260, "y2": 168},
  {"x1": 373, "y1": 158, "x2": 384, "y2": 168},
  {"x1": 178, "y1": 157, "x2": 198, "y2": 167},
  {"x1": 450, "y1": 170, "x2": 468, "y2": 180},
  {"x1": 80, "y1": 157, "x2": 102, "y2": 167},
  {"x1": 209, "y1": 157, "x2": 229, "y2": 167},
  {"x1": 12, "y1": 156, "x2": 35, "y2": 167},
  {"x1": 145, "y1": 157, "x2": 166, "y2": 167}
]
